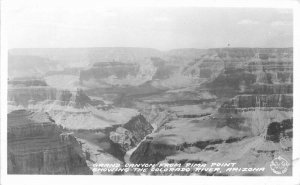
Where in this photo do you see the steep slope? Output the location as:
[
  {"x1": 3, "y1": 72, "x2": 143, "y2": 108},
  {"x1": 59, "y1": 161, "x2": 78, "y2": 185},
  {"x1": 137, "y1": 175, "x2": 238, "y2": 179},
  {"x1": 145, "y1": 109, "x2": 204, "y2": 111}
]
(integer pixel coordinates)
[
  {"x1": 7, "y1": 110, "x2": 92, "y2": 174},
  {"x1": 109, "y1": 114, "x2": 153, "y2": 152}
]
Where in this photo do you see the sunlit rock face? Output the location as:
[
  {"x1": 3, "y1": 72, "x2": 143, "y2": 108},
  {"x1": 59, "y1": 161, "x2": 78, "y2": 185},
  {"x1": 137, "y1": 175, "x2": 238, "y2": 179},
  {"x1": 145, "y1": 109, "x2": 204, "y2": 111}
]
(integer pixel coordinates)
[{"x1": 7, "y1": 110, "x2": 92, "y2": 174}]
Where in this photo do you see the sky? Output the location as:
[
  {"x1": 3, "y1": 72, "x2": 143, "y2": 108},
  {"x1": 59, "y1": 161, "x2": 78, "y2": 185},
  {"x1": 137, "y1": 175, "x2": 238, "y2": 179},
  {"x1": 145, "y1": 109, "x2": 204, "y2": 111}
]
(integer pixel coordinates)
[{"x1": 6, "y1": 0, "x2": 293, "y2": 50}]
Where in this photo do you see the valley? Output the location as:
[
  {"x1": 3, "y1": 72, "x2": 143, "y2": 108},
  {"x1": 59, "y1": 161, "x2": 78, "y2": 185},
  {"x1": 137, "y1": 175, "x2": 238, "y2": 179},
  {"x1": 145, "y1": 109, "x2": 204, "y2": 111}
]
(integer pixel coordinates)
[{"x1": 7, "y1": 47, "x2": 293, "y2": 175}]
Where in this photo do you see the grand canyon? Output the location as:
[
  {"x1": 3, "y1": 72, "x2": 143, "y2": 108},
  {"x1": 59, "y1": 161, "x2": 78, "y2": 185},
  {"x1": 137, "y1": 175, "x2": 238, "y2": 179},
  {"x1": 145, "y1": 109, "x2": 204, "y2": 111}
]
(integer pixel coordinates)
[{"x1": 7, "y1": 47, "x2": 293, "y2": 175}]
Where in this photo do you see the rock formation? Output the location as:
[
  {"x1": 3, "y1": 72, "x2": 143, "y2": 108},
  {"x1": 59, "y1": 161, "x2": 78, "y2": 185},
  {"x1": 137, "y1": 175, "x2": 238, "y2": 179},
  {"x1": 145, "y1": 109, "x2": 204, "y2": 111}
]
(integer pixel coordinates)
[
  {"x1": 109, "y1": 114, "x2": 153, "y2": 152},
  {"x1": 7, "y1": 110, "x2": 92, "y2": 174},
  {"x1": 266, "y1": 119, "x2": 292, "y2": 143},
  {"x1": 7, "y1": 47, "x2": 293, "y2": 176},
  {"x1": 128, "y1": 48, "x2": 293, "y2": 175}
]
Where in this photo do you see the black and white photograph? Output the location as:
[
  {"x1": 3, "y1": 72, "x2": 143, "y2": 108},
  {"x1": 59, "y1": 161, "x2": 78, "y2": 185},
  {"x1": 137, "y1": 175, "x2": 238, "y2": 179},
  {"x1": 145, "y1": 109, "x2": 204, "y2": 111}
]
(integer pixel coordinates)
[{"x1": 1, "y1": 0, "x2": 300, "y2": 184}]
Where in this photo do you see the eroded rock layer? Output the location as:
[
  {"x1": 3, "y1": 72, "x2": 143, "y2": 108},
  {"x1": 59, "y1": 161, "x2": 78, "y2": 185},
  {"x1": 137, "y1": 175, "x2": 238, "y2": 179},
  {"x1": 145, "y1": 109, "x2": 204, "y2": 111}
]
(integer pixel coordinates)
[
  {"x1": 7, "y1": 47, "x2": 293, "y2": 176},
  {"x1": 129, "y1": 48, "x2": 293, "y2": 176},
  {"x1": 7, "y1": 110, "x2": 92, "y2": 174},
  {"x1": 110, "y1": 114, "x2": 153, "y2": 152}
]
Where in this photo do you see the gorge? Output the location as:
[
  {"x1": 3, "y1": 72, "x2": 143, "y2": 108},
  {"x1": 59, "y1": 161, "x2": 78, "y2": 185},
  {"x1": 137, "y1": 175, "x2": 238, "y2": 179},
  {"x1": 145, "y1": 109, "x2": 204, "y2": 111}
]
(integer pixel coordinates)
[{"x1": 7, "y1": 47, "x2": 293, "y2": 175}]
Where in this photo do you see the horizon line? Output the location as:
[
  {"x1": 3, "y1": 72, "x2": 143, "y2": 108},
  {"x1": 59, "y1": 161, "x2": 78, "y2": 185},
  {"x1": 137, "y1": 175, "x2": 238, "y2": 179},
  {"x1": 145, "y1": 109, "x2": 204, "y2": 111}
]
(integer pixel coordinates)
[{"x1": 8, "y1": 46, "x2": 294, "y2": 52}]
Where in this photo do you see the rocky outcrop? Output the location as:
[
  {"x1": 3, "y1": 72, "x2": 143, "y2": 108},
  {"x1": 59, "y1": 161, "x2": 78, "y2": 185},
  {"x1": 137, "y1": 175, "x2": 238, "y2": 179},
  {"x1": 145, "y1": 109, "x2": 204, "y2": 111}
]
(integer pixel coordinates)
[
  {"x1": 123, "y1": 114, "x2": 153, "y2": 142},
  {"x1": 109, "y1": 114, "x2": 153, "y2": 152},
  {"x1": 109, "y1": 127, "x2": 134, "y2": 151},
  {"x1": 7, "y1": 110, "x2": 92, "y2": 174},
  {"x1": 140, "y1": 104, "x2": 175, "y2": 131},
  {"x1": 266, "y1": 119, "x2": 292, "y2": 143}
]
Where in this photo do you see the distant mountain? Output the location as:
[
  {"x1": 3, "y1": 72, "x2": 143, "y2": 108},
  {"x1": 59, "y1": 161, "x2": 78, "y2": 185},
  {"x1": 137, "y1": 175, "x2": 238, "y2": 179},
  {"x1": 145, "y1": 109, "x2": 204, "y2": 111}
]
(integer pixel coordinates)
[
  {"x1": 8, "y1": 55, "x2": 64, "y2": 78},
  {"x1": 9, "y1": 47, "x2": 163, "y2": 66},
  {"x1": 8, "y1": 47, "x2": 293, "y2": 80}
]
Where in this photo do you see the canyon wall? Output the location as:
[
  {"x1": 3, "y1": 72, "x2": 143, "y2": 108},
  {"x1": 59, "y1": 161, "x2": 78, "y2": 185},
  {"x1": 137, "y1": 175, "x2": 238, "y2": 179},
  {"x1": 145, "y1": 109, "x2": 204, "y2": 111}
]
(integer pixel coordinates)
[
  {"x1": 109, "y1": 114, "x2": 153, "y2": 152},
  {"x1": 7, "y1": 110, "x2": 92, "y2": 174},
  {"x1": 7, "y1": 47, "x2": 293, "y2": 176},
  {"x1": 128, "y1": 48, "x2": 293, "y2": 175},
  {"x1": 8, "y1": 86, "x2": 94, "y2": 109}
]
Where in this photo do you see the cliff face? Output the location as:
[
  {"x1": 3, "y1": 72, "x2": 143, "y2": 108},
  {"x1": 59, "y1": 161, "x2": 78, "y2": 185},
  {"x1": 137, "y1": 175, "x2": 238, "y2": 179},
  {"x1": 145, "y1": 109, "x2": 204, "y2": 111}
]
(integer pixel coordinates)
[
  {"x1": 80, "y1": 61, "x2": 158, "y2": 87},
  {"x1": 109, "y1": 114, "x2": 153, "y2": 152},
  {"x1": 206, "y1": 48, "x2": 292, "y2": 97},
  {"x1": 123, "y1": 114, "x2": 153, "y2": 142},
  {"x1": 214, "y1": 48, "x2": 293, "y2": 138},
  {"x1": 81, "y1": 62, "x2": 139, "y2": 80},
  {"x1": 7, "y1": 110, "x2": 92, "y2": 174},
  {"x1": 233, "y1": 94, "x2": 293, "y2": 108},
  {"x1": 8, "y1": 80, "x2": 139, "y2": 130},
  {"x1": 7, "y1": 47, "x2": 293, "y2": 176},
  {"x1": 251, "y1": 84, "x2": 293, "y2": 94},
  {"x1": 128, "y1": 48, "x2": 293, "y2": 175},
  {"x1": 8, "y1": 86, "x2": 93, "y2": 108}
]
